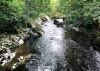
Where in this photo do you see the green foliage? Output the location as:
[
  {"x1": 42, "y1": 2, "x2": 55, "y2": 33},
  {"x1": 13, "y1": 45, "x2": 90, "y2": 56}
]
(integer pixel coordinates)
[
  {"x1": 0, "y1": 0, "x2": 51, "y2": 33},
  {"x1": 0, "y1": 0, "x2": 18, "y2": 33},
  {"x1": 58, "y1": 0, "x2": 100, "y2": 30},
  {"x1": 57, "y1": 0, "x2": 68, "y2": 15},
  {"x1": 24, "y1": 0, "x2": 51, "y2": 19}
]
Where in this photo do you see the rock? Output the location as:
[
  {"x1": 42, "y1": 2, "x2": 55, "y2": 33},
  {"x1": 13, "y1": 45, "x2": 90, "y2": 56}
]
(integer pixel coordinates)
[
  {"x1": 10, "y1": 53, "x2": 16, "y2": 59},
  {"x1": 45, "y1": 15, "x2": 50, "y2": 21},
  {"x1": 54, "y1": 19, "x2": 64, "y2": 27},
  {"x1": 20, "y1": 56, "x2": 24, "y2": 60},
  {"x1": 56, "y1": 19, "x2": 64, "y2": 23},
  {"x1": 3, "y1": 53, "x2": 10, "y2": 59},
  {"x1": 40, "y1": 16, "x2": 48, "y2": 22},
  {"x1": 18, "y1": 56, "x2": 24, "y2": 62},
  {"x1": 0, "y1": 51, "x2": 15, "y2": 67},
  {"x1": 72, "y1": 27, "x2": 79, "y2": 32},
  {"x1": 1, "y1": 60, "x2": 7, "y2": 66},
  {"x1": 18, "y1": 39, "x2": 24, "y2": 45},
  {"x1": 35, "y1": 18, "x2": 42, "y2": 25},
  {"x1": 6, "y1": 48, "x2": 11, "y2": 53},
  {"x1": 11, "y1": 63, "x2": 17, "y2": 70}
]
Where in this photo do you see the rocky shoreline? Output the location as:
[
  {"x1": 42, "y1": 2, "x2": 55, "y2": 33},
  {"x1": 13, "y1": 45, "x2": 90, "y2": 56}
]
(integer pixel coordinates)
[{"x1": 0, "y1": 20, "x2": 43, "y2": 71}]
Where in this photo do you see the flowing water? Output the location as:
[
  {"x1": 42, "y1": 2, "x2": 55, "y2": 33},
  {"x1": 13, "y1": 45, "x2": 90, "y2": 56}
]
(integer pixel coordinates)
[
  {"x1": 26, "y1": 20, "x2": 66, "y2": 71},
  {"x1": 25, "y1": 20, "x2": 100, "y2": 71}
]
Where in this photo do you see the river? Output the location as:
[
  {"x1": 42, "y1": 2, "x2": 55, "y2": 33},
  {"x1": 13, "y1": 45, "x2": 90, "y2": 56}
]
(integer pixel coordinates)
[{"x1": 25, "y1": 20, "x2": 100, "y2": 71}]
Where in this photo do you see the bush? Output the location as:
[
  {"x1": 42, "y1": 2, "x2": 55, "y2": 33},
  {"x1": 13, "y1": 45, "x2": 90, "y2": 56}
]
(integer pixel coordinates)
[
  {"x1": 0, "y1": 0, "x2": 24, "y2": 33},
  {"x1": 0, "y1": 0, "x2": 51, "y2": 33},
  {"x1": 58, "y1": 0, "x2": 100, "y2": 30}
]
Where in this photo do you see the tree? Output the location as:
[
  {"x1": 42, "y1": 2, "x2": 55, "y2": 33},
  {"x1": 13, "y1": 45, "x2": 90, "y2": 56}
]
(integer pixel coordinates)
[
  {"x1": 0, "y1": 0, "x2": 51, "y2": 33},
  {"x1": 58, "y1": 0, "x2": 100, "y2": 30}
]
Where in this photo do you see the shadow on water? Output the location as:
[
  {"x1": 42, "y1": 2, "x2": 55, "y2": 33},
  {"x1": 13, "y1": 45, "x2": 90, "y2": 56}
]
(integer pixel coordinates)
[{"x1": 65, "y1": 40, "x2": 97, "y2": 71}]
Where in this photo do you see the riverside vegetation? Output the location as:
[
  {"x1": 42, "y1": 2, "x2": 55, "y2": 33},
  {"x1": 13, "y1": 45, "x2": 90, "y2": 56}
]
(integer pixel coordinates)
[{"x1": 0, "y1": 0, "x2": 100, "y2": 71}]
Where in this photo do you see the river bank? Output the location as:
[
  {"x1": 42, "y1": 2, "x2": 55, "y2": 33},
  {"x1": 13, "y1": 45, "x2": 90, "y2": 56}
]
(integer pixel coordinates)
[{"x1": 0, "y1": 20, "x2": 43, "y2": 70}]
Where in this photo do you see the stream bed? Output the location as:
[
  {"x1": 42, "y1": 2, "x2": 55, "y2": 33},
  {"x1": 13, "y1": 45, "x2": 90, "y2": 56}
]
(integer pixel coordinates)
[{"x1": 14, "y1": 20, "x2": 100, "y2": 71}]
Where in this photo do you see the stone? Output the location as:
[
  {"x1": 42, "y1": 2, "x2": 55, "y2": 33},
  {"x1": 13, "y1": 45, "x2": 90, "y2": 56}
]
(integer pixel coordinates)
[
  {"x1": 18, "y1": 56, "x2": 24, "y2": 61},
  {"x1": 20, "y1": 56, "x2": 24, "y2": 60},
  {"x1": 54, "y1": 19, "x2": 64, "y2": 27},
  {"x1": 10, "y1": 53, "x2": 15, "y2": 59},
  {"x1": 18, "y1": 39, "x2": 24, "y2": 45},
  {"x1": 11, "y1": 63, "x2": 17, "y2": 70},
  {"x1": 72, "y1": 27, "x2": 79, "y2": 32},
  {"x1": 2, "y1": 60, "x2": 7, "y2": 66}
]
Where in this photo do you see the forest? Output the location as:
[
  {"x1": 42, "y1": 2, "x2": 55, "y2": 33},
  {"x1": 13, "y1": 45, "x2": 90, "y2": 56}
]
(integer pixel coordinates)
[{"x1": 0, "y1": 0, "x2": 100, "y2": 71}]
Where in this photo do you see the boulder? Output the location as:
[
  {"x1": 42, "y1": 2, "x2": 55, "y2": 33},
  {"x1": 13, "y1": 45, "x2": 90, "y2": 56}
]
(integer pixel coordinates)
[
  {"x1": 54, "y1": 19, "x2": 64, "y2": 27},
  {"x1": 40, "y1": 16, "x2": 48, "y2": 22}
]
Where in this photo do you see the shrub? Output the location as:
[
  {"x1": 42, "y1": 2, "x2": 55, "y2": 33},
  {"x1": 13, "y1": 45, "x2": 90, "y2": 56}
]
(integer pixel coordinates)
[{"x1": 58, "y1": 0, "x2": 100, "y2": 30}]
